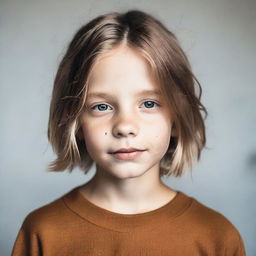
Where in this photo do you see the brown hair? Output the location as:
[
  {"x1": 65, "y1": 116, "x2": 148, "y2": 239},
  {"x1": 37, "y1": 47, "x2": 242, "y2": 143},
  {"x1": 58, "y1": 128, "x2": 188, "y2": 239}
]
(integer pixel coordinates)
[{"x1": 47, "y1": 9, "x2": 208, "y2": 177}]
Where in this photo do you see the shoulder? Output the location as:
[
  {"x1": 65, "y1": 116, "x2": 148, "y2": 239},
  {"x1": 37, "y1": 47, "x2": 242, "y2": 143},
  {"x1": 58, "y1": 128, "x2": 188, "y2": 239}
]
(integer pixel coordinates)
[
  {"x1": 188, "y1": 194, "x2": 239, "y2": 233},
  {"x1": 182, "y1": 192, "x2": 245, "y2": 253},
  {"x1": 20, "y1": 190, "x2": 72, "y2": 234}
]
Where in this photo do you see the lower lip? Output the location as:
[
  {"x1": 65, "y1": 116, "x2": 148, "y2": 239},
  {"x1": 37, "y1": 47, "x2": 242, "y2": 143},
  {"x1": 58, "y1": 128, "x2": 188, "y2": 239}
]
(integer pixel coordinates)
[{"x1": 111, "y1": 150, "x2": 145, "y2": 160}]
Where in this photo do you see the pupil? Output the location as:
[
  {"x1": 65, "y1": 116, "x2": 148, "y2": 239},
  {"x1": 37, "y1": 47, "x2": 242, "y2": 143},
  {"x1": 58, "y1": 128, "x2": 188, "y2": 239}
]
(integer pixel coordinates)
[
  {"x1": 145, "y1": 101, "x2": 154, "y2": 108},
  {"x1": 99, "y1": 104, "x2": 107, "y2": 110}
]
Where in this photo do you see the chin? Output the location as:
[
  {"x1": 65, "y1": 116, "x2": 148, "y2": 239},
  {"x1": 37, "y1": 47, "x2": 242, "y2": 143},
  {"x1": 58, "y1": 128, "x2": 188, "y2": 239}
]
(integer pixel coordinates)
[{"x1": 107, "y1": 164, "x2": 151, "y2": 180}]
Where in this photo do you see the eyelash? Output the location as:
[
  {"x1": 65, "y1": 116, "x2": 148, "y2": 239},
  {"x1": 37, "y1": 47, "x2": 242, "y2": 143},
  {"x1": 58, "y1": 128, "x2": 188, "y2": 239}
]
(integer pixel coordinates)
[{"x1": 90, "y1": 100, "x2": 160, "y2": 112}]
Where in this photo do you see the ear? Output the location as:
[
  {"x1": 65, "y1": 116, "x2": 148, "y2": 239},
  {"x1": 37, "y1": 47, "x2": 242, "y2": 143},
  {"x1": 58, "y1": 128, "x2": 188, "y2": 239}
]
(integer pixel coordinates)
[
  {"x1": 171, "y1": 123, "x2": 178, "y2": 137},
  {"x1": 76, "y1": 127, "x2": 84, "y2": 140}
]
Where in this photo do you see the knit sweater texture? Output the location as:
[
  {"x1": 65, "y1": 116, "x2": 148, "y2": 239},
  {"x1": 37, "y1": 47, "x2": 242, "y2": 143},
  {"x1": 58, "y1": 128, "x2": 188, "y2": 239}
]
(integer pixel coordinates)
[{"x1": 12, "y1": 185, "x2": 246, "y2": 255}]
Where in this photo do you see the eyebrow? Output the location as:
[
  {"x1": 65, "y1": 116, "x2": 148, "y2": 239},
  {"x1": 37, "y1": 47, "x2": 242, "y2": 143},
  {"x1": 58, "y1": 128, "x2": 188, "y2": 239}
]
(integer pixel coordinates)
[{"x1": 87, "y1": 89, "x2": 162, "y2": 99}]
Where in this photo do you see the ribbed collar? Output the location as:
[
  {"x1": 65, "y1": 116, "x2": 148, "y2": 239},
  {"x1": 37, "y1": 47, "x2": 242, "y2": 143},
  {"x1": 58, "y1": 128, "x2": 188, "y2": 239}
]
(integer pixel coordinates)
[{"x1": 63, "y1": 185, "x2": 193, "y2": 233}]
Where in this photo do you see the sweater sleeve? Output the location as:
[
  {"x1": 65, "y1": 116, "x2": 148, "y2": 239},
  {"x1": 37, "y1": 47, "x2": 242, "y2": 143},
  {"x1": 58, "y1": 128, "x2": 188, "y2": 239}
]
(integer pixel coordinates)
[
  {"x1": 234, "y1": 233, "x2": 246, "y2": 256},
  {"x1": 225, "y1": 230, "x2": 246, "y2": 256},
  {"x1": 11, "y1": 223, "x2": 42, "y2": 256}
]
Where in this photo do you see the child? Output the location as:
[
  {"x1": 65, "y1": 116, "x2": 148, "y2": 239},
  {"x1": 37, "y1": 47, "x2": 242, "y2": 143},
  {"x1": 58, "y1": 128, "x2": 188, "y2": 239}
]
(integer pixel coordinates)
[{"x1": 12, "y1": 9, "x2": 246, "y2": 255}]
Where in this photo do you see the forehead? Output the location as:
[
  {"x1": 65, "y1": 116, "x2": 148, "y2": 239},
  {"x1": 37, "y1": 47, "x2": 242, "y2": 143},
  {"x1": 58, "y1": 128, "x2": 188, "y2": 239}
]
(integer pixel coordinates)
[{"x1": 87, "y1": 46, "x2": 160, "y2": 94}]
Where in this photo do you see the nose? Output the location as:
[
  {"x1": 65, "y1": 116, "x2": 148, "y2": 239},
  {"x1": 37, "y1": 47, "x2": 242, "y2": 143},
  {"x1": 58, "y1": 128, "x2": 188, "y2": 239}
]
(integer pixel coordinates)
[{"x1": 112, "y1": 110, "x2": 139, "y2": 138}]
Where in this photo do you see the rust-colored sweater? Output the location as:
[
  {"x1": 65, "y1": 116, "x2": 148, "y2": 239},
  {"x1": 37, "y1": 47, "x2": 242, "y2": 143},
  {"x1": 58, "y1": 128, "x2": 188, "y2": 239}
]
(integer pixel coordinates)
[{"x1": 12, "y1": 185, "x2": 246, "y2": 255}]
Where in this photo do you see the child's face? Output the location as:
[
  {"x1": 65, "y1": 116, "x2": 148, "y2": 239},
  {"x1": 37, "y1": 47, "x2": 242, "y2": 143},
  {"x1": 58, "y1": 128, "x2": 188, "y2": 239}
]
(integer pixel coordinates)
[{"x1": 79, "y1": 46, "x2": 174, "y2": 179}]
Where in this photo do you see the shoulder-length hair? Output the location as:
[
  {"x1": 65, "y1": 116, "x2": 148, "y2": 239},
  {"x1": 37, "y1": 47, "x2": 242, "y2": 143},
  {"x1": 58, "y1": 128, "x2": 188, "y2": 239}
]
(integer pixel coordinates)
[{"x1": 47, "y1": 9, "x2": 208, "y2": 177}]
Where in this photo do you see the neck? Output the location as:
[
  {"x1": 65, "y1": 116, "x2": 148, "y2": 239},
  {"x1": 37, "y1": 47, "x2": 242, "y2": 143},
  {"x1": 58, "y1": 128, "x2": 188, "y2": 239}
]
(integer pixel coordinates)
[{"x1": 80, "y1": 165, "x2": 176, "y2": 214}]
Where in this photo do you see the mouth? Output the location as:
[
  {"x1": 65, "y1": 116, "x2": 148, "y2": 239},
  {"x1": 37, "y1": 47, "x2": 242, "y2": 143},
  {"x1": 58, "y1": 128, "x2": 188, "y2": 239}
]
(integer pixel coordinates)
[
  {"x1": 109, "y1": 148, "x2": 145, "y2": 154},
  {"x1": 108, "y1": 148, "x2": 146, "y2": 160}
]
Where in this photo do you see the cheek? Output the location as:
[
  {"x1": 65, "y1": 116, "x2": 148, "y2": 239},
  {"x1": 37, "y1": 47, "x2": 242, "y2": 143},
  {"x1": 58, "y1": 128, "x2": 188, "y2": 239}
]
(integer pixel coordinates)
[
  {"x1": 81, "y1": 121, "x2": 107, "y2": 151},
  {"x1": 145, "y1": 116, "x2": 172, "y2": 153},
  {"x1": 151, "y1": 129, "x2": 171, "y2": 151},
  {"x1": 146, "y1": 115, "x2": 172, "y2": 139}
]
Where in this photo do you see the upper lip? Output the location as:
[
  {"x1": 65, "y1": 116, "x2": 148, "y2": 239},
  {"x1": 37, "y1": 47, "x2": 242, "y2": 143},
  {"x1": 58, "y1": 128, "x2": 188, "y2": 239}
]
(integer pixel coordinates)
[{"x1": 110, "y1": 148, "x2": 145, "y2": 154}]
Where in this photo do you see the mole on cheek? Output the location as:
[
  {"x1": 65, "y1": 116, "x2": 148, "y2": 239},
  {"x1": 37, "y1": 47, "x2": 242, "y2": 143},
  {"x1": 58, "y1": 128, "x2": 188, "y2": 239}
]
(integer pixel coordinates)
[{"x1": 105, "y1": 132, "x2": 107, "y2": 135}]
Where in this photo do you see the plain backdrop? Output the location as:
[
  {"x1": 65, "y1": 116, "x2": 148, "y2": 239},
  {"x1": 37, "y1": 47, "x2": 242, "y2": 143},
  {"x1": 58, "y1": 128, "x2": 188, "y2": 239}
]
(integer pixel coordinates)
[{"x1": 1, "y1": 0, "x2": 255, "y2": 255}]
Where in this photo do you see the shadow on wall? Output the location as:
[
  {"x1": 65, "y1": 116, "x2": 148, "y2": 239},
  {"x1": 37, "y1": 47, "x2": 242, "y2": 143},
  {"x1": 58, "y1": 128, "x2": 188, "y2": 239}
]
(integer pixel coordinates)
[{"x1": 247, "y1": 152, "x2": 256, "y2": 171}]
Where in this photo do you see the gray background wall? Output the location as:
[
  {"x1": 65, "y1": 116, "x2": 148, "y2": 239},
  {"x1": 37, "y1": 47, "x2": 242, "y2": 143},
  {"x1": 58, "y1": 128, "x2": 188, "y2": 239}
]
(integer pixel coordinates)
[{"x1": 1, "y1": 0, "x2": 255, "y2": 255}]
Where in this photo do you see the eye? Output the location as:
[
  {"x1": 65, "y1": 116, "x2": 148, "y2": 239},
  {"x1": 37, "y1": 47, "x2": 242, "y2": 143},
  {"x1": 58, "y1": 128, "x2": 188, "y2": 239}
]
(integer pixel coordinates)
[
  {"x1": 90, "y1": 100, "x2": 159, "y2": 112},
  {"x1": 91, "y1": 104, "x2": 112, "y2": 112},
  {"x1": 140, "y1": 100, "x2": 160, "y2": 109}
]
